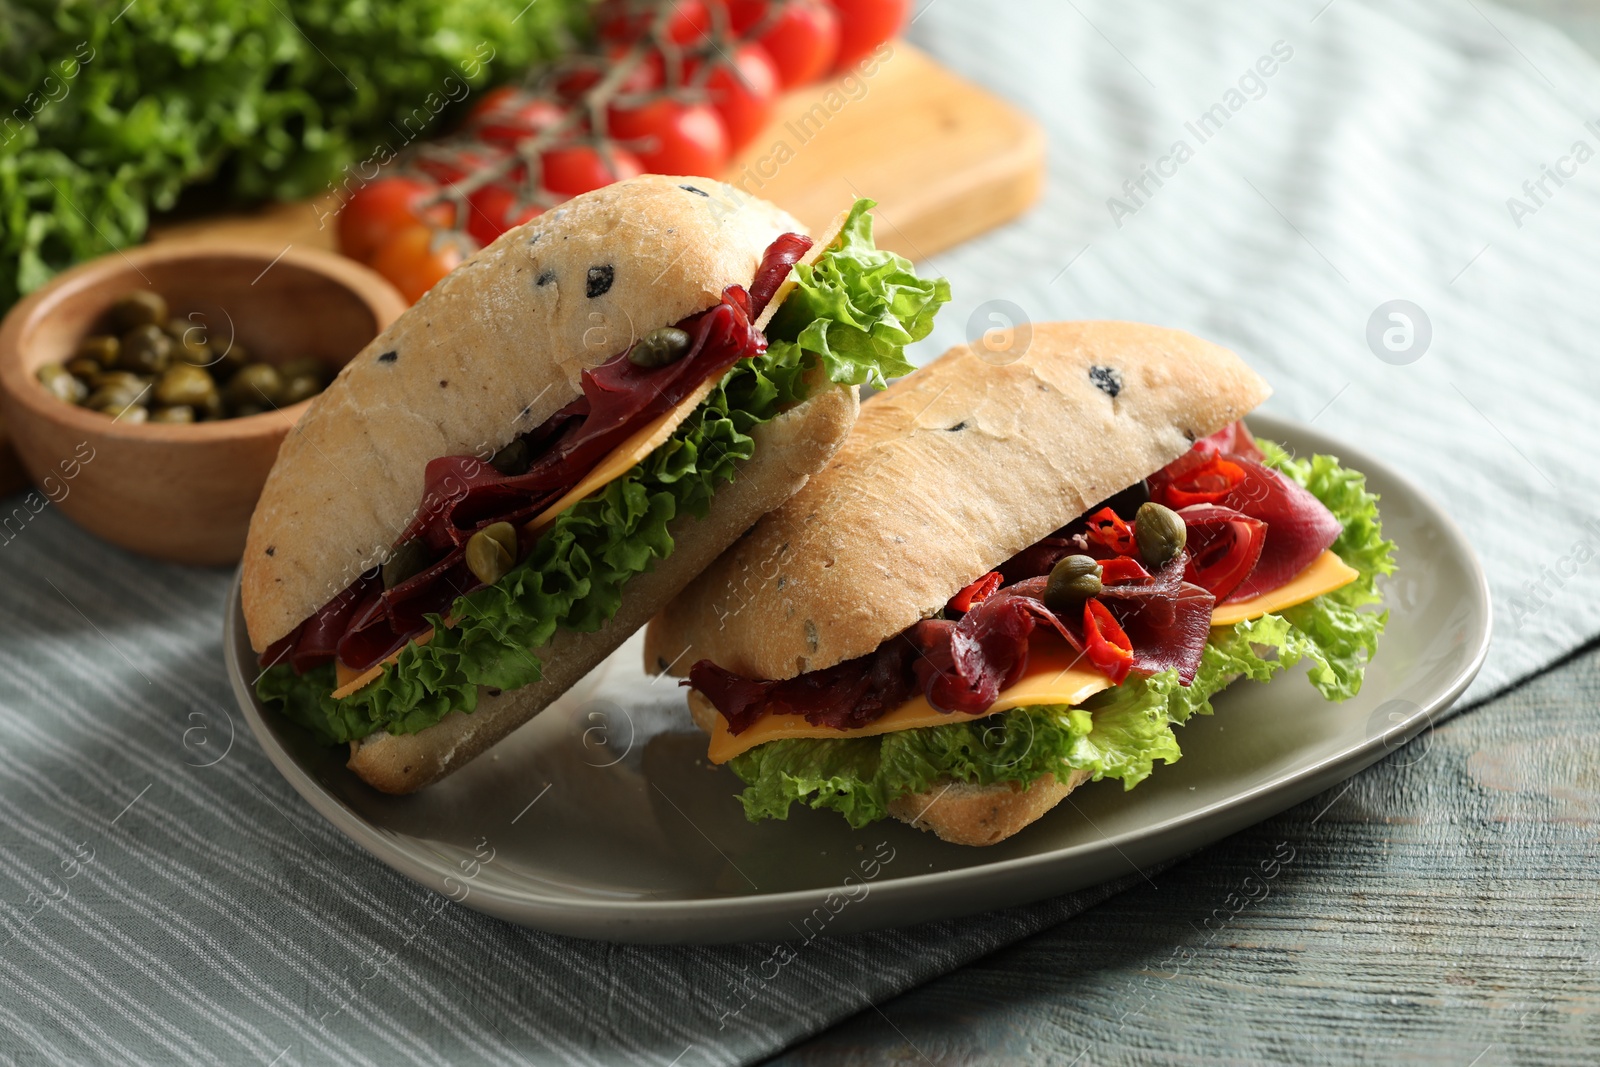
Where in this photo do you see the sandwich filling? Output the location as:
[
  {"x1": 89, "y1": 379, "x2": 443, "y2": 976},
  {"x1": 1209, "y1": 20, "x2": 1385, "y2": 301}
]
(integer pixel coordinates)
[
  {"x1": 688, "y1": 423, "x2": 1397, "y2": 828},
  {"x1": 257, "y1": 199, "x2": 950, "y2": 745}
]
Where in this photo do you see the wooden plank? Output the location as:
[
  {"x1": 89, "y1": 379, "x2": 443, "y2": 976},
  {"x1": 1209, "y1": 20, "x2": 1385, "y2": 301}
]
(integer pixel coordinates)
[{"x1": 148, "y1": 43, "x2": 1044, "y2": 263}]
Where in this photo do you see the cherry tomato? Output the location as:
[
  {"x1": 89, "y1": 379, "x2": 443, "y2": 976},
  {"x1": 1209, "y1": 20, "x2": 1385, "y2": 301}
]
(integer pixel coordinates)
[
  {"x1": 554, "y1": 44, "x2": 663, "y2": 102},
  {"x1": 471, "y1": 90, "x2": 566, "y2": 148},
  {"x1": 696, "y1": 43, "x2": 780, "y2": 151},
  {"x1": 830, "y1": 0, "x2": 907, "y2": 70},
  {"x1": 338, "y1": 178, "x2": 454, "y2": 263},
  {"x1": 466, "y1": 185, "x2": 544, "y2": 246},
  {"x1": 609, "y1": 99, "x2": 730, "y2": 176},
  {"x1": 598, "y1": 0, "x2": 715, "y2": 46},
  {"x1": 731, "y1": 0, "x2": 839, "y2": 88},
  {"x1": 369, "y1": 225, "x2": 475, "y2": 304},
  {"x1": 540, "y1": 145, "x2": 645, "y2": 197}
]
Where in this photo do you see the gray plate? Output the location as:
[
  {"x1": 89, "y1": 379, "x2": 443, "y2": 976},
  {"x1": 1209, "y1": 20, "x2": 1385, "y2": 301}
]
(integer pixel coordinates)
[{"x1": 226, "y1": 413, "x2": 1491, "y2": 944}]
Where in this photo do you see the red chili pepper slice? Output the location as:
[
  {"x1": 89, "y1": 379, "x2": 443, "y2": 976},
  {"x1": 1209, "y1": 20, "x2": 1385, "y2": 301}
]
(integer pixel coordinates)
[
  {"x1": 1085, "y1": 507, "x2": 1139, "y2": 557},
  {"x1": 1152, "y1": 454, "x2": 1249, "y2": 509},
  {"x1": 1082, "y1": 598, "x2": 1134, "y2": 684},
  {"x1": 1097, "y1": 556, "x2": 1151, "y2": 585},
  {"x1": 1179, "y1": 504, "x2": 1267, "y2": 601},
  {"x1": 947, "y1": 571, "x2": 1003, "y2": 613}
]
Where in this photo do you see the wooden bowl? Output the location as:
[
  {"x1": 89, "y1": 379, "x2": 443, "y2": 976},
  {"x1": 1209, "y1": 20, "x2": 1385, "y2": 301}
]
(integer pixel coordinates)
[{"x1": 0, "y1": 241, "x2": 406, "y2": 566}]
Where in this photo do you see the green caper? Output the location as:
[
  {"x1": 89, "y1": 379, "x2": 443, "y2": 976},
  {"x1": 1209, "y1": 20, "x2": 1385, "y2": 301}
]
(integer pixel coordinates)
[
  {"x1": 117, "y1": 324, "x2": 173, "y2": 374},
  {"x1": 464, "y1": 521, "x2": 518, "y2": 585},
  {"x1": 197, "y1": 391, "x2": 225, "y2": 420},
  {"x1": 154, "y1": 363, "x2": 216, "y2": 408},
  {"x1": 87, "y1": 376, "x2": 150, "y2": 415},
  {"x1": 280, "y1": 374, "x2": 322, "y2": 405},
  {"x1": 1044, "y1": 554, "x2": 1104, "y2": 613},
  {"x1": 628, "y1": 326, "x2": 692, "y2": 368},
  {"x1": 225, "y1": 363, "x2": 283, "y2": 408},
  {"x1": 66, "y1": 357, "x2": 103, "y2": 383},
  {"x1": 381, "y1": 538, "x2": 431, "y2": 589},
  {"x1": 230, "y1": 402, "x2": 266, "y2": 419},
  {"x1": 37, "y1": 363, "x2": 88, "y2": 405},
  {"x1": 1134, "y1": 501, "x2": 1187, "y2": 567},
  {"x1": 166, "y1": 319, "x2": 212, "y2": 366},
  {"x1": 209, "y1": 341, "x2": 247, "y2": 381},
  {"x1": 93, "y1": 370, "x2": 146, "y2": 392},
  {"x1": 279, "y1": 357, "x2": 326, "y2": 383},
  {"x1": 75, "y1": 334, "x2": 119, "y2": 367},
  {"x1": 106, "y1": 290, "x2": 167, "y2": 333},
  {"x1": 150, "y1": 405, "x2": 195, "y2": 424},
  {"x1": 489, "y1": 438, "x2": 531, "y2": 476},
  {"x1": 115, "y1": 404, "x2": 149, "y2": 424}
]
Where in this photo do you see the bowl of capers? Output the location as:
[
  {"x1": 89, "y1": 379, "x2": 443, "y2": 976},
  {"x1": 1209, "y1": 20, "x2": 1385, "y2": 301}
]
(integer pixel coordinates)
[{"x1": 0, "y1": 240, "x2": 405, "y2": 565}]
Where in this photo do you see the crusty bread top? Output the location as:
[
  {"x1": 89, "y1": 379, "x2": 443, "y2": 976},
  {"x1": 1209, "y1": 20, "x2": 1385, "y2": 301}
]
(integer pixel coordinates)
[
  {"x1": 646, "y1": 321, "x2": 1271, "y2": 681},
  {"x1": 243, "y1": 175, "x2": 801, "y2": 651}
]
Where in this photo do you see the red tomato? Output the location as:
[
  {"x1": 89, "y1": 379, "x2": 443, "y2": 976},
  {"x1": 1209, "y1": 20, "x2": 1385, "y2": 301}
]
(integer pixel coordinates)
[
  {"x1": 471, "y1": 90, "x2": 566, "y2": 148},
  {"x1": 598, "y1": 0, "x2": 714, "y2": 45},
  {"x1": 830, "y1": 0, "x2": 907, "y2": 70},
  {"x1": 338, "y1": 178, "x2": 454, "y2": 263},
  {"x1": 609, "y1": 99, "x2": 730, "y2": 175},
  {"x1": 554, "y1": 44, "x2": 663, "y2": 101},
  {"x1": 731, "y1": 0, "x2": 839, "y2": 88},
  {"x1": 697, "y1": 43, "x2": 780, "y2": 151},
  {"x1": 466, "y1": 185, "x2": 543, "y2": 246},
  {"x1": 369, "y1": 225, "x2": 475, "y2": 304},
  {"x1": 540, "y1": 145, "x2": 645, "y2": 197}
]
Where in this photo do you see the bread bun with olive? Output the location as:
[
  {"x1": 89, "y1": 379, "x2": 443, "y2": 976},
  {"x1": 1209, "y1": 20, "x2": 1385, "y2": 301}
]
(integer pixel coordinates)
[
  {"x1": 243, "y1": 179, "x2": 952, "y2": 794},
  {"x1": 647, "y1": 322, "x2": 1395, "y2": 847}
]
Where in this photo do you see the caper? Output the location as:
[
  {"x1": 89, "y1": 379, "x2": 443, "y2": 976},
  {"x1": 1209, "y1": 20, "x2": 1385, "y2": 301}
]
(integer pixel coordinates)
[
  {"x1": 106, "y1": 290, "x2": 167, "y2": 334},
  {"x1": 37, "y1": 363, "x2": 87, "y2": 405},
  {"x1": 93, "y1": 370, "x2": 146, "y2": 393},
  {"x1": 66, "y1": 357, "x2": 103, "y2": 382},
  {"x1": 230, "y1": 402, "x2": 266, "y2": 419},
  {"x1": 279, "y1": 357, "x2": 326, "y2": 383},
  {"x1": 90, "y1": 388, "x2": 147, "y2": 421},
  {"x1": 117, "y1": 323, "x2": 173, "y2": 374},
  {"x1": 197, "y1": 391, "x2": 225, "y2": 421},
  {"x1": 1044, "y1": 554, "x2": 1104, "y2": 612},
  {"x1": 225, "y1": 362, "x2": 283, "y2": 408},
  {"x1": 115, "y1": 404, "x2": 149, "y2": 424},
  {"x1": 280, "y1": 374, "x2": 322, "y2": 405},
  {"x1": 150, "y1": 405, "x2": 195, "y2": 424},
  {"x1": 381, "y1": 538, "x2": 431, "y2": 589},
  {"x1": 628, "y1": 326, "x2": 692, "y2": 368},
  {"x1": 209, "y1": 341, "x2": 247, "y2": 381},
  {"x1": 87, "y1": 377, "x2": 150, "y2": 415},
  {"x1": 489, "y1": 438, "x2": 531, "y2": 476},
  {"x1": 75, "y1": 334, "x2": 119, "y2": 367},
  {"x1": 1134, "y1": 501, "x2": 1187, "y2": 567},
  {"x1": 166, "y1": 319, "x2": 213, "y2": 366},
  {"x1": 464, "y1": 521, "x2": 518, "y2": 586},
  {"x1": 154, "y1": 363, "x2": 216, "y2": 408}
]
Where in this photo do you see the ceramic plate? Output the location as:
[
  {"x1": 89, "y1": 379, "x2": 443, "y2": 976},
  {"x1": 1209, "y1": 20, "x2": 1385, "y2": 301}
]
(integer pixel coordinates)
[{"x1": 227, "y1": 413, "x2": 1491, "y2": 943}]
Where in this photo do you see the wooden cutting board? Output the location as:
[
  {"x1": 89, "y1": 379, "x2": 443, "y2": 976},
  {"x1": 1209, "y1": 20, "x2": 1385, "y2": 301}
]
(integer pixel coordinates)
[{"x1": 0, "y1": 43, "x2": 1042, "y2": 498}]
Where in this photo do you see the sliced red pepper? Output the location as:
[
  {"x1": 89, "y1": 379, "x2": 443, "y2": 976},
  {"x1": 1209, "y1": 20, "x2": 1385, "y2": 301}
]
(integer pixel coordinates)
[
  {"x1": 1082, "y1": 598, "x2": 1135, "y2": 684},
  {"x1": 1150, "y1": 454, "x2": 1249, "y2": 509},
  {"x1": 947, "y1": 571, "x2": 1003, "y2": 614},
  {"x1": 1085, "y1": 507, "x2": 1139, "y2": 557},
  {"x1": 1178, "y1": 503, "x2": 1267, "y2": 601},
  {"x1": 1097, "y1": 556, "x2": 1151, "y2": 585}
]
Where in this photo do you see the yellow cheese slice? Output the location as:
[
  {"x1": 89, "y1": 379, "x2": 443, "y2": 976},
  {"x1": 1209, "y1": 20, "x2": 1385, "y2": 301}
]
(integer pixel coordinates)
[
  {"x1": 700, "y1": 640, "x2": 1113, "y2": 764},
  {"x1": 1209, "y1": 550, "x2": 1358, "y2": 627}
]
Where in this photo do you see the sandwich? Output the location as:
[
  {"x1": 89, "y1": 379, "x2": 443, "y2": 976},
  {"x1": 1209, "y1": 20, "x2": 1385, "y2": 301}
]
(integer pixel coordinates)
[
  {"x1": 245, "y1": 176, "x2": 950, "y2": 793},
  {"x1": 645, "y1": 322, "x2": 1397, "y2": 845}
]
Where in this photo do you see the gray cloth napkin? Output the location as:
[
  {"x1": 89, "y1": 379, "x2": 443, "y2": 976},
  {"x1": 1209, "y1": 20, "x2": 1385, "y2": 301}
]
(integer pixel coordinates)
[{"x1": 2, "y1": 0, "x2": 1598, "y2": 1063}]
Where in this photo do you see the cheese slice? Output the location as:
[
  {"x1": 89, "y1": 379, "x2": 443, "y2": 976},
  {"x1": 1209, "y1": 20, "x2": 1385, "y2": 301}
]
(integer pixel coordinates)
[
  {"x1": 700, "y1": 639, "x2": 1112, "y2": 764},
  {"x1": 1209, "y1": 550, "x2": 1358, "y2": 627}
]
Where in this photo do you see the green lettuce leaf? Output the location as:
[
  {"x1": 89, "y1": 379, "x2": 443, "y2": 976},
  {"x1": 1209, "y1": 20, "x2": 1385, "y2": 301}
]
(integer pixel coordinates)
[
  {"x1": 727, "y1": 440, "x2": 1397, "y2": 827},
  {"x1": 256, "y1": 202, "x2": 950, "y2": 744},
  {"x1": 765, "y1": 199, "x2": 952, "y2": 388}
]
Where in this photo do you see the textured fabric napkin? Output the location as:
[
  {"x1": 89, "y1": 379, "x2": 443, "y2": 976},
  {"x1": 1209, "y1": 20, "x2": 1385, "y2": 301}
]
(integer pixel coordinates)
[{"x1": 2, "y1": 0, "x2": 1599, "y2": 1063}]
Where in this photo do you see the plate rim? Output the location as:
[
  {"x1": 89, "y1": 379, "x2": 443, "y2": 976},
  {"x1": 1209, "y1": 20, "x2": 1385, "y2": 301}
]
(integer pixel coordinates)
[{"x1": 228, "y1": 412, "x2": 1492, "y2": 937}]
